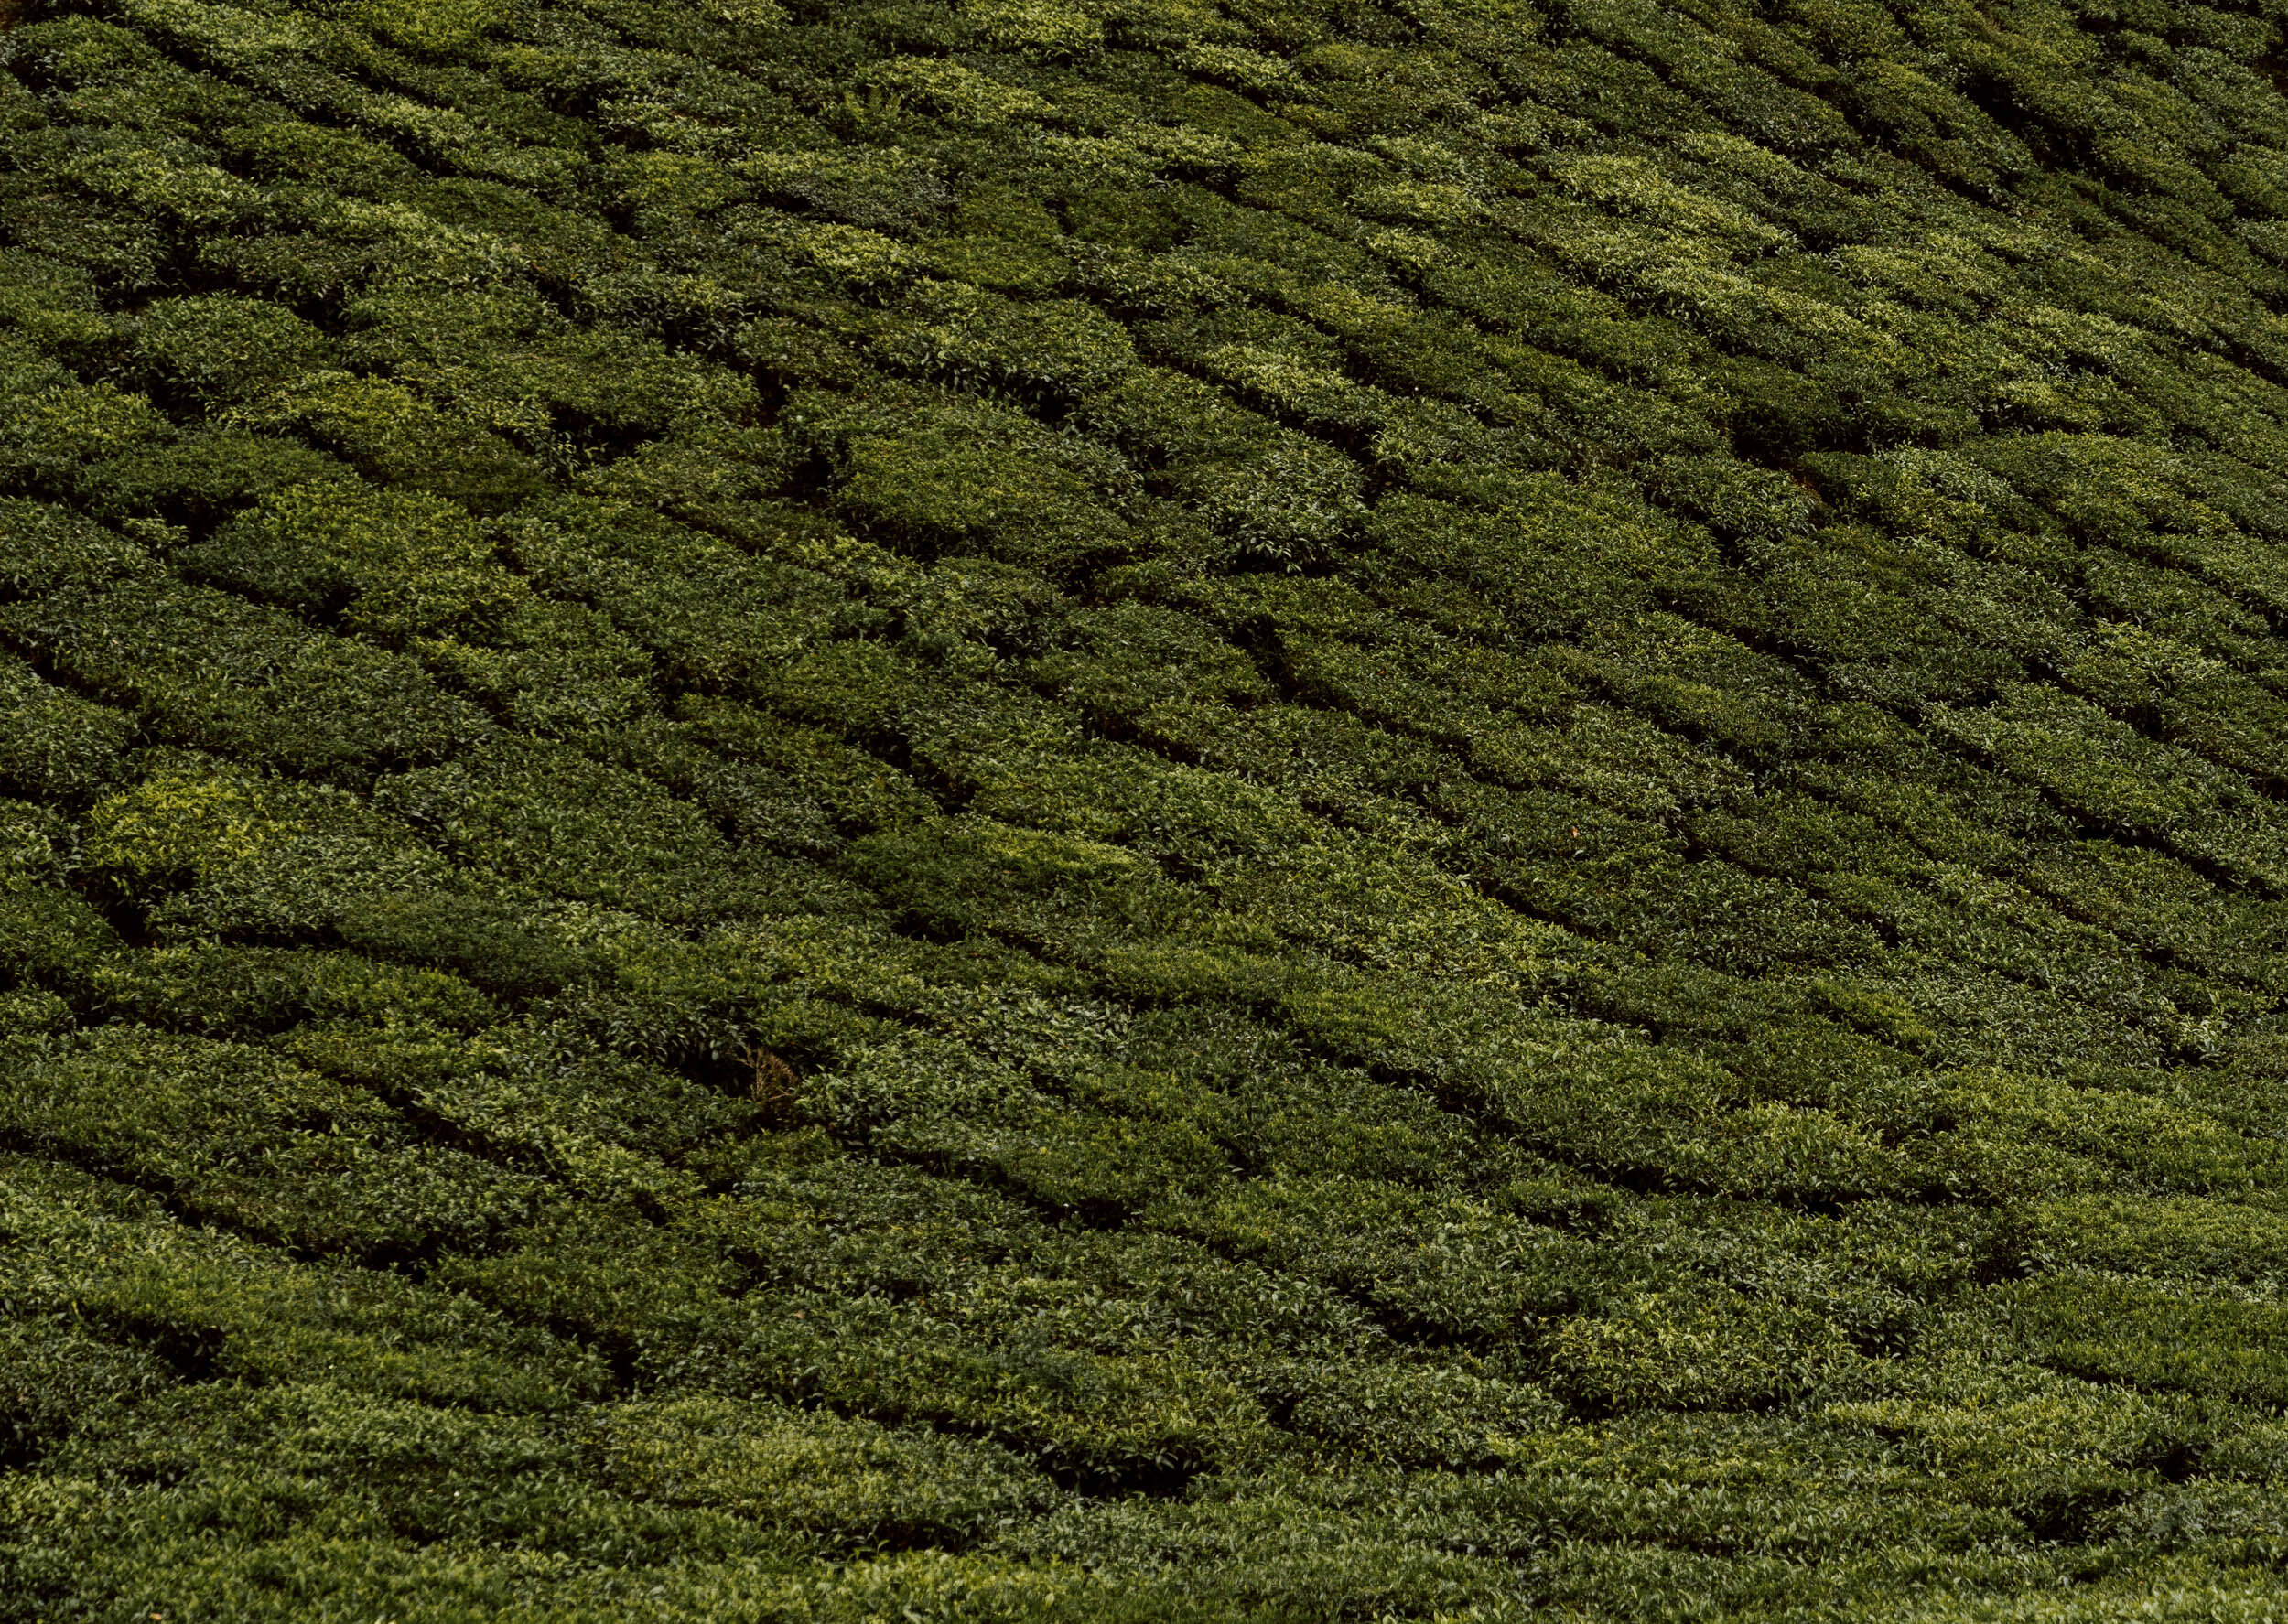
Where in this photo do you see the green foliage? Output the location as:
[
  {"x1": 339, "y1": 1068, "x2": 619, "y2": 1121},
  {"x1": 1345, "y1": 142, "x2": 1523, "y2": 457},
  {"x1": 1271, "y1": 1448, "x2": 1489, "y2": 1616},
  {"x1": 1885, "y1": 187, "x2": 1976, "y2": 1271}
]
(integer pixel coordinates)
[
  {"x1": 186, "y1": 481, "x2": 521, "y2": 641},
  {"x1": 133, "y1": 294, "x2": 331, "y2": 407},
  {"x1": 12, "y1": 0, "x2": 2288, "y2": 1613},
  {"x1": 597, "y1": 1395, "x2": 1060, "y2": 1546},
  {"x1": 1, "y1": 1027, "x2": 539, "y2": 1256},
  {"x1": 0, "y1": 652, "x2": 129, "y2": 803}
]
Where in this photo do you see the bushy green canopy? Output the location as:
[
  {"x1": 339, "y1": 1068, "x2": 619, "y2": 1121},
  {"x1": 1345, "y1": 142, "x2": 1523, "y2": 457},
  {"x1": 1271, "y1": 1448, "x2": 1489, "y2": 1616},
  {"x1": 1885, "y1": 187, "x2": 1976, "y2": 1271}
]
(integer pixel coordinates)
[{"x1": 11, "y1": 0, "x2": 2288, "y2": 1616}]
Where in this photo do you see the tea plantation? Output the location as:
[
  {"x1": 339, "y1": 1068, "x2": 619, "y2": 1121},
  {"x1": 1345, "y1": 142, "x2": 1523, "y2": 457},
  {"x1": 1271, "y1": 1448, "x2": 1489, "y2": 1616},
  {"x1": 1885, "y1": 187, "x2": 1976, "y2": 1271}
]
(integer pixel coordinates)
[{"x1": 22, "y1": 0, "x2": 2288, "y2": 1616}]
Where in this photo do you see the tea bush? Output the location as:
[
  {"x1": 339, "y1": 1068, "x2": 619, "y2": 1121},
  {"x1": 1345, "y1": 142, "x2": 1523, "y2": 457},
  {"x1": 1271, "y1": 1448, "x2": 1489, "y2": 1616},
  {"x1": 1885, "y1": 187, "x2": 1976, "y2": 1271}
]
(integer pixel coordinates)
[{"x1": 16, "y1": 0, "x2": 2288, "y2": 1613}]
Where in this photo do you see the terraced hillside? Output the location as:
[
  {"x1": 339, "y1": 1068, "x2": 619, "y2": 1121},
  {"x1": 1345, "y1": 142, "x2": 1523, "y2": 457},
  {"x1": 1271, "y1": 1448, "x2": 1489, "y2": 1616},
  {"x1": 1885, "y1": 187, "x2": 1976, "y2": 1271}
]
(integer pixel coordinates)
[{"x1": 22, "y1": 0, "x2": 2288, "y2": 1616}]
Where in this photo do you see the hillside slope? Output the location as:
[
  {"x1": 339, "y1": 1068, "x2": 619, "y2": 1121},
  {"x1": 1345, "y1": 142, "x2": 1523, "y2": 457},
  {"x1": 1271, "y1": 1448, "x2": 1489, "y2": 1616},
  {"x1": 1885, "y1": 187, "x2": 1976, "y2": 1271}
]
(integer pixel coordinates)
[{"x1": 12, "y1": 0, "x2": 2288, "y2": 1616}]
